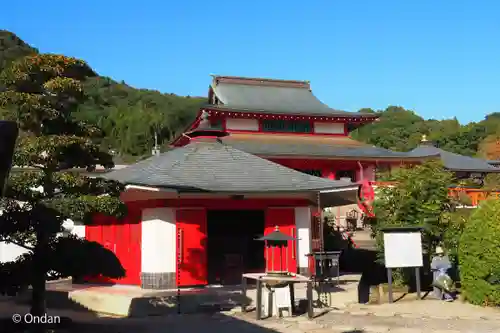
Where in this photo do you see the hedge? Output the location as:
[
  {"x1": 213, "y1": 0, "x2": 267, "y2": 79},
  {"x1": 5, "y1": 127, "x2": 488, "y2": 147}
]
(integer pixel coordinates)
[{"x1": 459, "y1": 199, "x2": 500, "y2": 306}]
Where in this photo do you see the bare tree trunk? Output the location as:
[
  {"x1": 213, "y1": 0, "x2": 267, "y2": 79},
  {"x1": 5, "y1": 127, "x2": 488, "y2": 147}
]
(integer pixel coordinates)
[{"x1": 30, "y1": 229, "x2": 48, "y2": 333}]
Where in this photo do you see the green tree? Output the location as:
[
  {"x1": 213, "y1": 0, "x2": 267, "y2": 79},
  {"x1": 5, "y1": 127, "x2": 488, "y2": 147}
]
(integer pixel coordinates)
[
  {"x1": 352, "y1": 106, "x2": 427, "y2": 151},
  {"x1": 370, "y1": 161, "x2": 455, "y2": 284},
  {"x1": 459, "y1": 199, "x2": 500, "y2": 306},
  {"x1": 0, "y1": 30, "x2": 37, "y2": 76},
  {"x1": 0, "y1": 54, "x2": 126, "y2": 319}
]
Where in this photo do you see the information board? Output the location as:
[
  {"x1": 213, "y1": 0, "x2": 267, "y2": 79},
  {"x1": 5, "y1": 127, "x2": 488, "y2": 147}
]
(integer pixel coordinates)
[{"x1": 383, "y1": 231, "x2": 423, "y2": 268}]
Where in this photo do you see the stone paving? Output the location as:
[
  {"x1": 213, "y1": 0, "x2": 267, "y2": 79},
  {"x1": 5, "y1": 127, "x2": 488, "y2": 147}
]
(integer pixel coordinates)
[
  {"x1": 47, "y1": 311, "x2": 500, "y2": 333},
  {"x1": 2, "y1": 302, "x2": 500, "y2": 333},
  {"x1": 3, "y1": 271, "x2": 500, "y2": 333},
  {"x1": 342, "y1": 298, "x2": 500, "y2": 321}
]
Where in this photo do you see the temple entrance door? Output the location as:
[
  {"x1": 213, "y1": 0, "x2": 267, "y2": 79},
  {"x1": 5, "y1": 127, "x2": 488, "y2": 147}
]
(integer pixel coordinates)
[
  {"x1": 114, "y1": 216, "x2": 141, "y2": 285},
  {"x1": 206, "y1": 210, "x2": 265, "y2": 285},
  {"x1": 176, "y1": 209, "x2": 208, "y2": 287},
  {"x1": 264, "y1": 208, "x2": 297, "y2": 273}
]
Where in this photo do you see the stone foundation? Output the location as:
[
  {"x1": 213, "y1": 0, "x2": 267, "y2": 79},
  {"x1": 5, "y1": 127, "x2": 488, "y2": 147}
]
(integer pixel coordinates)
[
  {"x1": 298, "y1": 267, "x2": 310, "y2": 277},
  {"x1": 141, "y1": 272, "x2": 176, "y2": 289}
]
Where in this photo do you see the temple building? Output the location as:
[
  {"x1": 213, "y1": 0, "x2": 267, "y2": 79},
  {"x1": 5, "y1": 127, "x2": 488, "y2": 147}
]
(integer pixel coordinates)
[
  {"x1": 172, "y1": 76, "x2": 431, "y2": 182},
  {"x1": 410, "y1": 135, "x2": 500, "y2": 180},
  {"x1": 76, "y1": 75, "x2": 499, "y2": 289}
]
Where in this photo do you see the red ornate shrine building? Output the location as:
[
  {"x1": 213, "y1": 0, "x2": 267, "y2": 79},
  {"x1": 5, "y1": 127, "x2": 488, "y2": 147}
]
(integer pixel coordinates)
[{"x1": 85, "y1": 76, "x2": 439, "y2": 289}]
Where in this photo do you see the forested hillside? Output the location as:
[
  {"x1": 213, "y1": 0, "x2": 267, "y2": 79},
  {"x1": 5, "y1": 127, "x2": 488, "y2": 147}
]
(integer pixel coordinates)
[
  {"x1": 1, "y1": 30, "x2": 500, "y2": 162},
  {"x1": 351, "y1": 106, "x2": 500, "y2": 159},
  {"x1": 0, "y1": 30, "x2": 204, "y2": 162}
]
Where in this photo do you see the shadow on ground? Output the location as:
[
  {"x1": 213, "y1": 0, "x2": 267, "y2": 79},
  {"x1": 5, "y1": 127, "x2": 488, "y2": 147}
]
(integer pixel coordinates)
[
  {"x1": 340, "y1": 248, "x2": 435, "y2": 292},
  {"x1": 9, "y1": 282, "x2": 256, "y2": 316},
  {"x1": 1, "y1": 292, "x2": 283, "y2": 333},
  {"x1": 0, "y1": 296, "x2": 367, "y2": 333}
]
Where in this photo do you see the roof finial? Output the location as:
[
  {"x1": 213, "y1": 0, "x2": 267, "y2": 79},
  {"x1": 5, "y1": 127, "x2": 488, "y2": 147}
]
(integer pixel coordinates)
[
  {"x1": 185, "y1": 110, "x2": 229, "y2": 140},
  {"x1": 421, "y1": 134, "x2": 428, "y2": 142},
  {"x1": 274, "y1": 225, "x2": 280, "y2": 231}
]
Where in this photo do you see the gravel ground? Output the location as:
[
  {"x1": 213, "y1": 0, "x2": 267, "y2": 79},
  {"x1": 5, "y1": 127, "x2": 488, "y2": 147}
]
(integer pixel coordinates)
[
  {"x1": 3, "y1": 311, "x2": 500, "y2": 333},
  {"x1": 311, "y1": 312, "x2": 500, "y2": 332},
  {"x1": 60, "y1": 312, "x2": 500, "y2": 333}
]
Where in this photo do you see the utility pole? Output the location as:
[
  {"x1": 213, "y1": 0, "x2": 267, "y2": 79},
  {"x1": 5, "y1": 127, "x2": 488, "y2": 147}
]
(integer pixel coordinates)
[{"x1": 152, "y1": 131, "x2": 161, "y2": 156}]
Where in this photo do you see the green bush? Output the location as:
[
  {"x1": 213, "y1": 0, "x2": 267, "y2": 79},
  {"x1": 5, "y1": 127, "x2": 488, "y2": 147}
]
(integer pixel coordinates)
[
  {"x1": 443, "y1": 208, "x2": 472, "y2": 266},
  {"x1": 459, "y1": 199, "x2": 500, "y2": 306}
]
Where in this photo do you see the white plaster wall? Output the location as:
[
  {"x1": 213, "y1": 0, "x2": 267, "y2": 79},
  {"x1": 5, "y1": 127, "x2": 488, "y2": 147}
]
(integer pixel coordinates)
[
  {"x1": 294, "y1": 207, "x2": 312, "y2": 269},
  {"x1": 71, "y1": 225, "x2": 86, "y2": 238},
  {"x1": 0, "y1": 221, "x2": 86, "y2": 263},
  {"x1": 0, "y1": 242, "x2": 27, "y2": 263},
  {"x1": 313, "y1": 122, "x2": 344, "y2": 134},
  {"x1": 226, "y1": 118, "x2": 259, "y2": 131},
  {"x1": 141, "y1": 207, "x2": 176, "y2": 273}
]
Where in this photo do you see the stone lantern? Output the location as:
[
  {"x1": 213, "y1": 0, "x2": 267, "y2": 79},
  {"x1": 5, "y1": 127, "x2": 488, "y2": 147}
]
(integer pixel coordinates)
[{"x1": 256, "y1": 226, "x2": 297, "y2": 277}]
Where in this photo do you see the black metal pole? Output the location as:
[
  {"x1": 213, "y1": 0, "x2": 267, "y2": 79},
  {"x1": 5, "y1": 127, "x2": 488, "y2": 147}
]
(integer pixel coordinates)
[
  {"x1": 256, "y1": 278, "x2": 262, "y2": 320},
  {"x1": 317, "y1": 191, "x2": 323, "y2": 252},
  {"x1": 241, "y1": 276, "x2": 247, "y2": 312},
  {"x1": 415, "y1": 267, "x2": 422, "y2": 300},
  {"x1": 387, "y1": 268, "x2": 393, "y2": 303}
]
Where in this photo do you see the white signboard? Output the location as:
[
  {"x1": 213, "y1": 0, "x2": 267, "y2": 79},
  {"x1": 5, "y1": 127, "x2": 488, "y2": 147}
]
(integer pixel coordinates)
[{"x1": 383, "y1": 231, "x2": 423, "y2": 268}]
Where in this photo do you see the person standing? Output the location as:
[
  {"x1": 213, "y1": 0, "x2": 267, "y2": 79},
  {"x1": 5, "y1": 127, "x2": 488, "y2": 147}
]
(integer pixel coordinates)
[{"x1": 430, "y1": 246, "x2": 454, "y2": 301}]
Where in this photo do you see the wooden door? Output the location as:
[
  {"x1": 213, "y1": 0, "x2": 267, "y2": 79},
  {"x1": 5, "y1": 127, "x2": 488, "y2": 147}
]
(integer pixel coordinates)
[
  {"x1": 95, "y1": 213, "x2": 140, "y2": 286},
  {"x1": 176, "y1": 209, "x2": 207, "y2": 287},
  {"x1": 127, "y1": 219, "x2": 142, "y2": 285},
  {"x1": 84, "y1": 212, "x2": 142, "y2": 286},
  {"x1": 264, "y1": 208, "x2": 297, "y2": 273},
  {"x1": 116, "y1": 216, "x2": 141, "y2": 285},
  {"x1": 84, "y1": 214, "x2": 115, "y2": 284},
  {"x1": 113, "y1": 218, "x2": 128, "y2": 284},
  {"x1": 99, "y1": 218, "x2": 116, "y2": 283}
]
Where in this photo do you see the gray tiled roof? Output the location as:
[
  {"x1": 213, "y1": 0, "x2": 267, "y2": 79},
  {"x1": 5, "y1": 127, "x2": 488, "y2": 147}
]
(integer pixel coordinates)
[
  {"x1": 103, "y1": 139, "x2": 356, "y2": 193},
  {"x1": 210, "y1": 80, "x2": 374, "y2": 117},
  {"x1": 409, "y1": 145, "x2": 500, "y2": 172},
  {"x1": 220, "y1": 137, "x2": 439, "y2": 159}
]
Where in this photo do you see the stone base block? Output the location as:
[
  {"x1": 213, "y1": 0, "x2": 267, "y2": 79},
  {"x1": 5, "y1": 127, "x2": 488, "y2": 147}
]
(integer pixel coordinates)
[{"x1": 141, "y1": 272, "x2": 176, "y2": 289}]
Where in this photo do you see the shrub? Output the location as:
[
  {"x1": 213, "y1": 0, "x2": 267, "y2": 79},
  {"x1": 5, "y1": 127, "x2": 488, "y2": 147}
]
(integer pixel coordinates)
[
  {"x1": 443, "y1": 208, "x2": 471, "y2": 266},
  {"x1": 459, "y1": 199, "x2": 500, "y2": 306}
]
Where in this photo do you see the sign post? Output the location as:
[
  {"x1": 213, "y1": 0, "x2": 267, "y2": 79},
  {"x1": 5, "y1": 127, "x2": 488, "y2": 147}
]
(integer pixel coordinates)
[
  {"x1": 0, "y1": 121, "x2": 19, "y2": 197},
  {"x1": 382, "y1": 226, "x2": 424, "y2": 303}
]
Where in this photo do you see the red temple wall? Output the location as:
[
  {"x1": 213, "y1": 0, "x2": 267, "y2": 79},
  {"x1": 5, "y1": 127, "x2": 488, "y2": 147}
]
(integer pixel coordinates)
[{"x1": 86, "y1": 198, "x2": 308, "y2": 287}]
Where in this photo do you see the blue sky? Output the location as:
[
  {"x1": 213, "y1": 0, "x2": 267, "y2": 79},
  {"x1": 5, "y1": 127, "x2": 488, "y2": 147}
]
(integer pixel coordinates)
[{"x1": 3, "y1": 0, "x2": 499, "y2": 123}]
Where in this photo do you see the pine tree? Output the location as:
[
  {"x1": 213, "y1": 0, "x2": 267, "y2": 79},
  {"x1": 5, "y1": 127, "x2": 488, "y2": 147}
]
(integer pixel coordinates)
[{"x1": 0, "y1": 54, "x2": 126, "y2": 319}]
